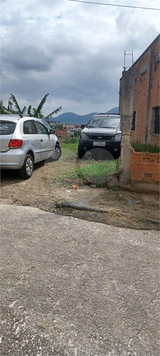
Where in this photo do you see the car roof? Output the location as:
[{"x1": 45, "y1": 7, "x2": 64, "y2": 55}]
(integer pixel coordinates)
[
  {"x1": 90, "y1": 114, "x2": 120, "y2": 120},
  {"x1": 92, "y1": 114, "x2": 120, "y2": 119},
  {"x1": 0, "y1": 114, "x2": 20, "y2": 122},
  {"x1": 0, "y1": 114, "x2": 48, "y2": 124}
]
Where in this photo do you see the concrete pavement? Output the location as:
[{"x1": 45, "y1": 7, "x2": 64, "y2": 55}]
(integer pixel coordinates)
[{"x1": 0, "y1": 204, "x2": 159, "y2": 356}]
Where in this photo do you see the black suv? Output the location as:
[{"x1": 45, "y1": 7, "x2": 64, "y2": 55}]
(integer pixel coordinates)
[{"x1": 78, "y1": 113, "x2": 121, "y2": 159}]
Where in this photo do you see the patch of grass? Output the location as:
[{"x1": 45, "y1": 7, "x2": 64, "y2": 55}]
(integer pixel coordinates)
[
  {"x1": 131, "y1": 142, "x2": 160, "y2": 153},
  {"x1": 64, "y1": 137, "x2": 78, "y2": 144},
  {"x1": 59, "y1": 142, "x2": 119, "y2": 186},
  {"x1": 112, "y1": 186, "x2": 119, "y2": 192},
  {"x1": 68, "y1": 159, "x2": 119, "y2": 186},
  {"x1": 61, "y1": 142, "x2": 78, "y2": 159}
]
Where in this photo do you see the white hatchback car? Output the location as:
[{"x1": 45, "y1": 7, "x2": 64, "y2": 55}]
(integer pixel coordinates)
[{"x1": 0, "y1": 114, "x2": 61, "y2": 179}]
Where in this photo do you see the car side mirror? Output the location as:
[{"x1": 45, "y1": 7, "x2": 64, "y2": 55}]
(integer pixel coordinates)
[
  {"x1": 47, "y1": 128, "x2": 52, "y2": 134},
  {"x1": 81, "y1": 124, "x2": 85, "y2": 129}
]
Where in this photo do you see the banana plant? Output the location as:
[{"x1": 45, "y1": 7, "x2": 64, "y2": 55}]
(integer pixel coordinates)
[
  {"x1": 10, "y1": 94, "x2": 27, "y2": 114},
  {"x1": 8, "y1": 93, "x2": 62, "y2": 120},
  {"x1": 34, "y1": 93, "x2": 49, "y2": 117},
  {"x1": 45, "y1": 106, "x2": 62, "y2": 122},
  {"x1": 0, "y1": 100, "x2": 11, "y2": 114},
  {"x1": 27, "y1": 94, "x2": 62, "y2": 119}
]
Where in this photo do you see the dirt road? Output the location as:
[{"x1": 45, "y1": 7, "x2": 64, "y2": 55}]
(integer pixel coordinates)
[{"x1": 0, "y1": 151, "x2": 159, "y2": 230}]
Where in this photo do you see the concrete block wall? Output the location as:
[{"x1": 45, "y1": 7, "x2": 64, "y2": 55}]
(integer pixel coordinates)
[{"x1": 130, "y1": 148, "x2": 160, "y2": 183}]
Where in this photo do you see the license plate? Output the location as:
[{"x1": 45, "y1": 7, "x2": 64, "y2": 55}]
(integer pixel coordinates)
[{"x1": 93, "y1": 142, "x2": 106, "y2": 147}]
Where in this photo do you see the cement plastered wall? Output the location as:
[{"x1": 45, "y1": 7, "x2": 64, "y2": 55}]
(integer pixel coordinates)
[{"x1": 119, "y1": 69, "x2": 135, "y2": 184}]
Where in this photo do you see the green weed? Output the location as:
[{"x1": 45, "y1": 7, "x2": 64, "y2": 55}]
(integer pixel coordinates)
[
  {"x1": 60, "y1": 142, "x2": 119, "y2": 186},
  {"x1": 61, "y1": 142, "x2": 78, "y2": 159},
  {"x1": 131, "y1": 143, "x2": 159, "y2": 153},
  {"x1": 67, "y1": 159, "x2": 119, "y2": 186},
  {"x1": 64, "y1": 137, "x2": 78, "y2": 144}
]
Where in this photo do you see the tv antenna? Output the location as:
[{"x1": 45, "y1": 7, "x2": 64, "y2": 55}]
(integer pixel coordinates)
[{"x1": 123, "y1": 50, "x2": 134, "y2": 71}]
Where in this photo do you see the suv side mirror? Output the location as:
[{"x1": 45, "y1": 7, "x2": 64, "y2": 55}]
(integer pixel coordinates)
[
  {"x1": 47, "y1": 128, "x2": 52, "y2": 134},
  {"x1": 81, "y1": 124, "x2": 86, "y2": 129}
]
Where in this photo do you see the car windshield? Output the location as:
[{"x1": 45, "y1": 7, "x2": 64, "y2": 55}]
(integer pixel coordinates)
[
  {"x1": 87, "y1": 117, "x2": 120, "y2": 129},
  {"x1": 0, "y1": 121, "x2": 16, "y2": 135}
]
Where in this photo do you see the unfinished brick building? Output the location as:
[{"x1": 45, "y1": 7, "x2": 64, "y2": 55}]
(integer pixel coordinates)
[
  {"x1": 118, "y1": 35, "x2": 160, "y2": 186},
  {"x1": 119, "y1": 34, "x2": 160, "y2": 146}
]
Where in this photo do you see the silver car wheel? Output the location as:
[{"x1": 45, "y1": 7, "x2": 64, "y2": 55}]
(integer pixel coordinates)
[
  {"x1": 19, "y1": 154, "x2": 34, "y2": 179},
  {"x1": 52, "y1": 145, "x2": 61, "y2": 161},
  {"x1": 26, "y1": 156, "x2": 33, "y2": 176}
]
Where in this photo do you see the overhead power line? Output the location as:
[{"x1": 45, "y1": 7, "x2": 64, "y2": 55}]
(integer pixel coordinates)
[{"x1": 69, "y1": 0, "x2": 160, "y2": 11}]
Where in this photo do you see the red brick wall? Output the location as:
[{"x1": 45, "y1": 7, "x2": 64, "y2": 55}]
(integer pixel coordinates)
[
  {"x1": 55, "y1": 129, "x2": 68, "y2": 138},
  {"x1": 133, "y1": 70, "x2": 149, "y2": 143},
  {"x1": 130, "y1": 148, "x2": 160, "y2": 182},
  {"x1": 133, "y1": 37, "x2": 160, "y2": 145},
  {"x1": 148, "y1": 40, "x2": 160, "y2": 146},
  {"x1": 120, "y1": 35, "x2": 160, "y2": 146}
]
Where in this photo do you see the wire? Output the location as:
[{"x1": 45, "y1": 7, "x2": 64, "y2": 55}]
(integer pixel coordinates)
[{"x1": 69, "y1": 0, "x2": 160, "y2": 11}]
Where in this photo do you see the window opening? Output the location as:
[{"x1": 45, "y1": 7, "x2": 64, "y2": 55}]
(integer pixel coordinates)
[
  {"x1": 154, "y1": 107, "x2": 160, "y2": 134},
  {"x1": 131, "y1": 111, "x2": 136, "y2": 130}
]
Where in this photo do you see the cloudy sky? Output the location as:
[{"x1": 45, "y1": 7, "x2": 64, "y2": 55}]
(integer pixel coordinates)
[{"x1": 0, "y1": 0, "x2": 159, "y2": 117}]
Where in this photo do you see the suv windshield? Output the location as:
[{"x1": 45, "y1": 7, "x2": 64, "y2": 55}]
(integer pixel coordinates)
[
  {"x1": 87, "y1": 117, "x2": 120, "y2": 129},
  {"x1": 0, "y1": 121, "x2": 16, "y2": 135}
]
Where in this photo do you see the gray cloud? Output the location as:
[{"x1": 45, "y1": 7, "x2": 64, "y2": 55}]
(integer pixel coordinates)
[
  {"x1": 0, "y1": 0, "x2": 159, "y2": 115},
  {"x1": 2, "y1": 45, "x2": 53, "y2": 72}
]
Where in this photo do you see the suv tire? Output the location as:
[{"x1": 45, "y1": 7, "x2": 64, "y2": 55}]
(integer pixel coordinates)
[
  {"x1": 78, "y1": 146, "x2": 85, "y2": 159},
  {"x1": 19, "y1": 154, "x2": 34, "y2": 179}
]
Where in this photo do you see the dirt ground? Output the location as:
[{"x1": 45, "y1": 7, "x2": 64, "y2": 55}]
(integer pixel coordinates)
[{"x1": 0, "y1": 153, "x2": 159, "y2": 230}]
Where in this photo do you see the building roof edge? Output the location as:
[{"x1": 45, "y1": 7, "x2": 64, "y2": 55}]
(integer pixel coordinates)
[{"x1": 120, "y1": 34, "x2": 160, "y2": 79}]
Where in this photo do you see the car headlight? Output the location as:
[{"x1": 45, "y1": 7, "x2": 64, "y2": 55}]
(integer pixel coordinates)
[
  {"x1": 114, "y1": 133, "x2": 121, "y2": 141},
  {"x1": 81, "y1": 132, "x2": 87, "y2": 139}
]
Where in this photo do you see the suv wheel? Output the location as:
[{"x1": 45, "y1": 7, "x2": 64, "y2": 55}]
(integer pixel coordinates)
[
  {"x1": 78, "y1": 145, "x2": 85, "y2": 159},
  {"x1": 19, "y1": 154, "x2": 34, "y2": 179}
]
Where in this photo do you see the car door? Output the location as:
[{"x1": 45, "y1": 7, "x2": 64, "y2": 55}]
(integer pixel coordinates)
[
  {"x1": 34, "y1": 121, "x2": 54, "y2": 160},
  {"x1": 23, "y1": 120, "x2": 41, "y2": 162}
]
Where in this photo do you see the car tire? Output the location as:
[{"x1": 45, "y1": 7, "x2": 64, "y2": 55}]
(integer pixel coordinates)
[
  {"x1": 19, "y1": 154, "x2": 34, "y2": 179},
  {"x1": 113, "y1": 151, "x2": 120, "y2": 160},
  {"x1": 78, "y1": 146, "x2": 85, "y2": 159},
  {"x1": 90, "y1": 148, "x2": 114, "y2": 161},
  {"x1": 52, "y1": 144, "x2": 61, "y2": 161}
]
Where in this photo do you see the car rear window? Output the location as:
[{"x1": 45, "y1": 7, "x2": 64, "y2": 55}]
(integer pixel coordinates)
[{"x1": 0, "y1": 121, "x2": 16, "y2": 135}]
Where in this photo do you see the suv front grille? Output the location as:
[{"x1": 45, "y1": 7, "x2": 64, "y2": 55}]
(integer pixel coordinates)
[{"x1": 88, "y1": 134, "x2": 114, "y2": 141}]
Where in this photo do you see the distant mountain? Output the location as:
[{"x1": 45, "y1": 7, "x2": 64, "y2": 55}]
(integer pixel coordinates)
[
  {"x1": 50, "y1": 112, "x2": 97, "y2": 125},
  {"x1": 50, "y1": 107, "x2": 119, "y2": 125},
  {"x1": 107, "y1": 107, "x2": 119, "y2": 114}
]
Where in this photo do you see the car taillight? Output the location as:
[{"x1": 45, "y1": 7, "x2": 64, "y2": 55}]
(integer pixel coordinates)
[{"x1": 8, "y1": 139, "x2": 23, "y2": 149}]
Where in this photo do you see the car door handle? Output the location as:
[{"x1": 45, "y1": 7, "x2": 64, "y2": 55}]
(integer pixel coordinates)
[{"x1": 40, "y1": 139, "x2": 43, "y2": 142}]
